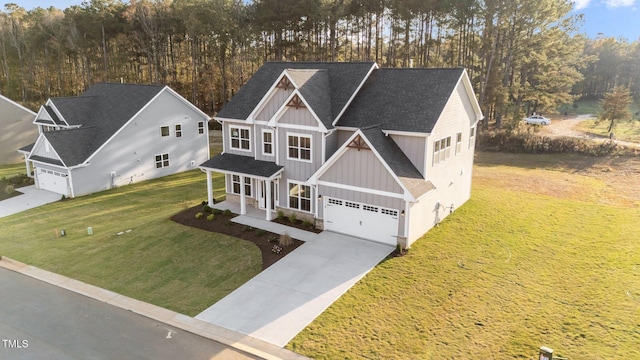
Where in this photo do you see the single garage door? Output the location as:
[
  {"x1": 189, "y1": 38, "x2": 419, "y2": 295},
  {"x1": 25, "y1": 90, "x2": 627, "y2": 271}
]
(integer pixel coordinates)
[
  {"x1": 324, "y1": 197, "x2": 399, "y2": 245},
  {"x1": 37, "y1": 168, "x2": 68, "y2": 195}
]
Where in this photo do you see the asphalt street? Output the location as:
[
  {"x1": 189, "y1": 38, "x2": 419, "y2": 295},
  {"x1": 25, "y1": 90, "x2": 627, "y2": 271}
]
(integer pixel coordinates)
[{"x1": 0, "y1": 267, "x2": 258, "y2": 360}]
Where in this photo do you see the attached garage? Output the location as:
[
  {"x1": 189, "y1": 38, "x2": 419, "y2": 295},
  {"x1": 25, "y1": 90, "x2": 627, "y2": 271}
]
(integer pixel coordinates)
[
  {"x1": 323, "y1": 197, "x2": 400, "y2": 245},
  {"x1": 36, "y1": 168, "x2": 68, "y2": 196}
]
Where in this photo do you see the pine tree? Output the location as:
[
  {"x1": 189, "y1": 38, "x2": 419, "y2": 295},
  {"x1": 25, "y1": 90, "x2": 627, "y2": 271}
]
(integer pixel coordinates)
[{"x1": 599, "y1": 85, "x2": 632, "y2": 133}]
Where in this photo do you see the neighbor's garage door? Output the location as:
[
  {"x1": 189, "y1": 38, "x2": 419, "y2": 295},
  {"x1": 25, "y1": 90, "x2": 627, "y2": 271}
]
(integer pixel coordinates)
[
  {"x1": 324, "y1": 197, "x2": 399, "y2": 245},
  {"x1": 37, "y1": 168, "x2": 68, "y2": 195}
]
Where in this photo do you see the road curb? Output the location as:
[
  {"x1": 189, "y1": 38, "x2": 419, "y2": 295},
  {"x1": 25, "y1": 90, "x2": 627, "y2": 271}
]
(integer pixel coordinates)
[{"x1": 0, "y1": 256, "x2": 310, "y2": 360}]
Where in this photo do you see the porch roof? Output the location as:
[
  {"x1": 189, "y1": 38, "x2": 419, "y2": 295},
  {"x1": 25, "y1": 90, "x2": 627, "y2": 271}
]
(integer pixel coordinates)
[{"x1": 200, "y1": 153, "x2": 284, "y2": 179}]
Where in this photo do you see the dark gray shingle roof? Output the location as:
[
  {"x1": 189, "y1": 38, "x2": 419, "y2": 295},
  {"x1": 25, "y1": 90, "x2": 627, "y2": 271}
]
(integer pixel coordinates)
[
  {"x1": 40, "y1": 83, "x2": 165, "y2": 166},
  {"x1": 361, "y1": 127, "x2": 435, "y2": 198},
  {"x1": 217, "y1": 62, "x2": 375, "y2": 124},
  {"x1": 287, "y1": 69, "x2": 332, "y2": 129},
  {"x1": 200, "y1": 153, "x2": 284, "y2": 178},
  {"x1": 337, "y1": 68, "x2": 464, "y2": 133}
]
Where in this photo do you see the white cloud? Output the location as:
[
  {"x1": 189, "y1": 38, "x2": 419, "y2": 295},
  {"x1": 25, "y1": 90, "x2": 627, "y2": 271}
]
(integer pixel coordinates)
[
  {"x1": 573, "y1": 0, "x2": 592, "y2": 10},
  {"x1": 604, "y1": 0, "x2": 635, "y2": 7}
]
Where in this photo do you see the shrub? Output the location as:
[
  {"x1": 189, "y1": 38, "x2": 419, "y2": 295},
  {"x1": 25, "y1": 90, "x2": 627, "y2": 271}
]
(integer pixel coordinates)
[
  {"x1": 268, "y1": 236, "x2": 278, "y2": 243},
  {"x1": 288, "y1": 213, "x2": 297, "y2": 224},
  {"x1": 212, "y1": 208, "x2": 223, "y2": 215},
  {"x1": 276, "y1": 209, "x2": 284, "y2": 219},
  {"x1": 256, "y1": 229, "x2": 266, "y2": 236},
  {"x1": 279, "y1": 232, "x2": 293, "y2": 247},
  {"x1": 242, "y1": 225, "x2": 253, "y2": 232},
  {"x1": 223, "y1": 209, "x2": 232, "y2": 216},
  {"x1": 203, "y1": 204, "x2": 212, "y2": 213},
  {"x1": 4, "y1": 185, "x2": 14, "y2": 195},
  {"x1": 206, "y1": 214, "x2": 215, "y2": 221},
  {"x1": 302, "y1": 219, "x2": 313, "y2": 228},
  {"x1": 195, "y1": 212, "x2": 203, "y2": 219},
  {"x1": 201, "y1": 200, "x2": 207, "y2": 206}
]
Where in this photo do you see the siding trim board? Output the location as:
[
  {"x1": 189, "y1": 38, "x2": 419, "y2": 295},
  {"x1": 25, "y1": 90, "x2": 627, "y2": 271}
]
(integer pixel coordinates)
[
  {"x1": 317, "y1": 180, "x2": 405, "y2": 200},
  {"x1": 247, "y1": 70, "x2": 293, "y2": 123}
]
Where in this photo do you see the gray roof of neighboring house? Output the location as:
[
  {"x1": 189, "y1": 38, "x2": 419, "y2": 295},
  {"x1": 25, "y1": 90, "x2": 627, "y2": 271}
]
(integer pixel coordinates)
[
  {"x1": 200, "y1": 153, "x2": 284, "y2": 178},
  {"x1": 29, "y1": 83, "x2": 165, "y2": 167},
  {"x1": 361, "y1": 127, "x2": 435, "y2": 199},
  {"x1": 217, "y1": 62, "x2": 375, "y2": 125},
  {"x1": 337, "y1": 68, "x2": 465, "y2": 133}
]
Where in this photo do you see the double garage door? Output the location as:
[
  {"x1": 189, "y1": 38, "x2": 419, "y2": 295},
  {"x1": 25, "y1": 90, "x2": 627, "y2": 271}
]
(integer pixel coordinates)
[
  {"x1": 324, "y1": 197, "x2": 400, "y2": 245},
  {"x1": 37, "y1": 168, "x2": 68, "y2": 195}
]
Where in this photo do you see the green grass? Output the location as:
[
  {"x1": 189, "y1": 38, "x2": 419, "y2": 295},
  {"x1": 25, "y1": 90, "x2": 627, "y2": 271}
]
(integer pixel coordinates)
[
  {"x1": 288, "y1": 154, "x2": 640, "y2": 359},
  {"x1": 558, "y1": 98, "x2": 640, "y2": 118},
  {"x1": 0, "y1": 163, "x2": 27, "y2": 179},
  {"x1": 0, "y1": 170, "x2": 261, "y2": 316},
  {"x1": 576, "y1": 118, "x2": 640, "y2": 143}
]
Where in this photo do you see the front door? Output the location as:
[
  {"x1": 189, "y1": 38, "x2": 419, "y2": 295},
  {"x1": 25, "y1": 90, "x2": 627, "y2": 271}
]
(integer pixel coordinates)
[{"x1": 259, "y1": 180, "x2": 278, "y2": 210}]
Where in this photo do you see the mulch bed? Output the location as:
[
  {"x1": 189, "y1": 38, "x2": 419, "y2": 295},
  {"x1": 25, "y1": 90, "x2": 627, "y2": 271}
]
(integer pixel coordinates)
[{"x1": 170, "y1": 205, "x2": 304, "y2": 270}]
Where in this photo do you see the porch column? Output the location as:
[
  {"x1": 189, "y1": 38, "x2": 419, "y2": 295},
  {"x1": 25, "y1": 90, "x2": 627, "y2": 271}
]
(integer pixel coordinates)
[
  {"x1": 240, "y1": 175, "x2": 247, "y2": 215},
  {"x1": 265, "y1": 179, "x2": 272, "y2": 221},
  {"x1": 24, "y1": 157, "x2": 32, "y2": 178},
  {"x1": 206, "y1": 170, "x2": 213, "y2": 206}
]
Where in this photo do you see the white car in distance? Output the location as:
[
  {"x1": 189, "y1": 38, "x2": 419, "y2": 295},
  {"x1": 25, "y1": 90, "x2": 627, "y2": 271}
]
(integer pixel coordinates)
[{"x1": 524, "y1": 115, "x2": 551, "y2": 125}]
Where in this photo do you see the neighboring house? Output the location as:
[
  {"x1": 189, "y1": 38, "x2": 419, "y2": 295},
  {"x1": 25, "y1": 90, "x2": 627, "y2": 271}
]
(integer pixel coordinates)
[
  {"x1": 0, "y1": 94, "x2": 37, "y2": 164},
  {"x1": 18, "y1": 83, "x2": 210, "y2": 198},
  {"x1": 200, "y1": 62, "x2": 483, "y2": 247}
]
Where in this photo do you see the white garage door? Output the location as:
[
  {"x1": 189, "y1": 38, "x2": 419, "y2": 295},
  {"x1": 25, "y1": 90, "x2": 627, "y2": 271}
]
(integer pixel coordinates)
[
  {"x1": 324, "y1": 197, "x2": 399, "y2": 245},
  {"x1": 37, "y1": 168, "x2": 68, "y2": 195}
]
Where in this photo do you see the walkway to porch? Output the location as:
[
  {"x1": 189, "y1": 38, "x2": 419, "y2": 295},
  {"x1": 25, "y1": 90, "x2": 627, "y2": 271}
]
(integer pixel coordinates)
[{"x1": 211, "y1": 201, "x2": 319, "y2": 243}]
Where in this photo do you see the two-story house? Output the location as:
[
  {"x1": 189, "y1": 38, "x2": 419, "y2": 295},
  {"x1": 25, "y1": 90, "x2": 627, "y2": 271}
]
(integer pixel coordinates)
[
  {"x1": 1, "y1": 94, "x2": 37, "y2": 164},
  {"x1": 18, "y1": 83, "x2": 210, "y2": 198},
  {"x1": 200, "y1": 62, "x2": 483, "y2": 247}
]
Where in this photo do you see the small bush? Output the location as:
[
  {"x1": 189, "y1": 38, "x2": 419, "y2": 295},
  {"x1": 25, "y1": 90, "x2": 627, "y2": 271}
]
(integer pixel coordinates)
[
  {"x1": 276, "y1": 209, "x2": 284, "y2": 219},
  {"x1": 268, "y1": 236, "x2": 278, "y2": 243},
  {"x1": 212, "y1": 208, "x2": 223, "y2": 215},
  {"x1": 288, "y1": 213, "x2": 297, "y2": 224},
  {"x1": 243, "y1": 225, "x2": 253, "y2": 232},
  {"x1": 206, "y1": 214, "x2": 215, "y2": 221},
  {"x1": 203, "y1": 204, "x2": 212, "y2": 213},
  {"x1": 201, "y1": 200, "x2": 207, "y2": 206},
  {"x1": 4, "y1": 185, "x2": 14, "y2": 195},
  {"x1": 223, "y1": 209, "x2": 232, "y2": 216},
  {"x1": 302, "y1": 219, "x2": 313, "y2": 228},
  {"x1": 279, "y1": 232, "x2": 293, "y2": 247},
  {"x1": 195, "y1": 212, "x2": 203, "y2": 219},
  {"x1": 256, "y1": 229, "x2": 266, "y2": 236}
]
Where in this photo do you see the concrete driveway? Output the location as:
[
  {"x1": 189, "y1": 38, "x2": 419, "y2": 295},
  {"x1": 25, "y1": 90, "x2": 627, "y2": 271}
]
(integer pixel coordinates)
[
  {"x1": 0, "y1": 185, "x2": 60, "y2": 218},
  {"x1": 196, "y1": 231, "x2": 394, "y2": 347}
]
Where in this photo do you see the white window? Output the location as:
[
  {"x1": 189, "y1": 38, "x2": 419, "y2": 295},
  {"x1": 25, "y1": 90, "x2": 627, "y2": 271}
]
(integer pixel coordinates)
[
  {"x1": 262, "y1": 129, "x2": 274, "y2": 155},
  {"x1": 155, "y1": 153, "x2": 169, "y2": 168},
  {"x1": 469, "y1": 126, "x2": 476, "y2": 148},
  {"x1": 456, "y1": 132, "x2": 462, "y2": 154},
  {"x1": 288, "y1": 181, "x2": 311, "y2": 212},
  {"x1": 161, "y1": 126, "x2": 170, "y2": 137},
  {"x1": 231, "y1": 175, "x2": 252, "y2": 196},
  {"x1": 433, "y1": 136, "x2": 451, "y2": 165},
  {"x1": 175, "y1": 124, "x2": 182, "y2": 138},
  {"x1": 230, "y1": 126, "x2": 251, "y2": 151},
  {"x1": 287, "y1": 133, "x2": 312, "y2": 162},
  {"x1": 198, "y1": 121, "x2": 205, "y2": 134}
]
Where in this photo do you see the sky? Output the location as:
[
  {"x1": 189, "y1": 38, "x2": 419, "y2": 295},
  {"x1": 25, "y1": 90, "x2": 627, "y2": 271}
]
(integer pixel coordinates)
[{"x1": 4, "y1": 0, "x2": 640, "y2": 42}]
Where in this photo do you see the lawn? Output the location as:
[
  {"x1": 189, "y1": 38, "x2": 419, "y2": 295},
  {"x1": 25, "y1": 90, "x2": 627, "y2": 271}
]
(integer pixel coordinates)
[
  {"x1": 0, "y1": 163, "x2": 28, "y2": 179},
  {"x1": 288, "y1": 152, "x2": 640, "y2": 359},
  {"x1": 558, "y1": 97, "x2": 640, "y2": 118},
  {"x1": 576, "y1": 118, "x2": 640, "y2": 143},
  {"x1": 0, "y1": 169, "x2": 262, "y2": 316}
]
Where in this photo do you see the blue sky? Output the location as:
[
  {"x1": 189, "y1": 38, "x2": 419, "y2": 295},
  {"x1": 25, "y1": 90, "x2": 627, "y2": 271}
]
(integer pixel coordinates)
[{"x1": 4, "y1": 0, "x2": 640, "y2": 42}]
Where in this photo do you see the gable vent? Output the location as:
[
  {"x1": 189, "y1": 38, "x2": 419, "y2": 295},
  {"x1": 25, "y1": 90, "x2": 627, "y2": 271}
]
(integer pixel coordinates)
[{"x1": 347, "y1": 135, "x2": 370, "y2": 151}]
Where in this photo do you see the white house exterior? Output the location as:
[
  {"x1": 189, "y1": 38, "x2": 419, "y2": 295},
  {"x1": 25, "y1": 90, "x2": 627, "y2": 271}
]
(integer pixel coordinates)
[
  {"x1": 19, "y1": 83, "x2": 210, "y2": 198},
  {"x1": 200, "y1": 62, "x2": 483, "y2": 248},
  {"x1": 0, "y1": 94, "x2": 37, "y2": 164}
]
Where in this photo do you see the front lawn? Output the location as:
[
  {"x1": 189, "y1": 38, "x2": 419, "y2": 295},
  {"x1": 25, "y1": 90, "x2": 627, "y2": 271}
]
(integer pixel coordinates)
[
  {"x1": 0, "y1": 170, "x2": 262, "y2": 316},
  {"x1": 288, "y1": 153, "x2": 640, "y2": 358}
]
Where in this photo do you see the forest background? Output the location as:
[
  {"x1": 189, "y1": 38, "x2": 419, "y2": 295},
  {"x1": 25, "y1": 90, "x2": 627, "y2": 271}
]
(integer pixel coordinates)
[{"x1": 1, "y1": 0, "x2": 639, "y2": 128}]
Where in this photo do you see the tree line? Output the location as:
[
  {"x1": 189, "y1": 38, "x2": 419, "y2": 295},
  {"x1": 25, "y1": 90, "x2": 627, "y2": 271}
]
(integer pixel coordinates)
[{"x1": 1, "y1": 0, "x2": 638, "y2": 128}]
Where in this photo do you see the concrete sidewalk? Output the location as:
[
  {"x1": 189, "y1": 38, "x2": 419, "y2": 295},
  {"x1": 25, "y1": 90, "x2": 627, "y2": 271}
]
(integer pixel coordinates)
[
  {"x1": 0, "y1": 256, "x2": 308, "y2": 360},
  {"x1": 196, "y1": 232, "x2": 394, "y2": 347},
  {"x1": 0, "y1": 185, "x2": 60, "y2": 218}
]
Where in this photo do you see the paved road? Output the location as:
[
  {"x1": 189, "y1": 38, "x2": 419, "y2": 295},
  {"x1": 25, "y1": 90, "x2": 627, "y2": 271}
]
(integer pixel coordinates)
[{"x1": 0, "y1": 267, "x2": 258, "y2": 360}]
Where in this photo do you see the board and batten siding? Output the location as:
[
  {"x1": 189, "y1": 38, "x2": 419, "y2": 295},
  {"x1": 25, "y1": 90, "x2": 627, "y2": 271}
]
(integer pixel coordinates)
[
  {"x1": 30, "y1": 138, "x2": 61, "y2": 160},
  {"x1": 222, "y1": 122, "x2": 256, "y2": 158},
  {"x1": 277, "y1": 106, "x2": 319, "y2": 127},
  {"x1": 324, "y1": 131, "x2": 340, "y2": 160},
  {"x1": 70, "y1": 90, "x2": 209, "y2": 197},
  {"x1": 254, "y1": 124, "x2": 276, "y2": 162},
  {"x1": 254, "y1": 87, "x2": 293, "y2": 122},
  {"x1": 389, "y1": 134, "x2": 426, "y2": 176},
  {"x1": 318, "y1": 146, "x2": 404, "y2": 194}
]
